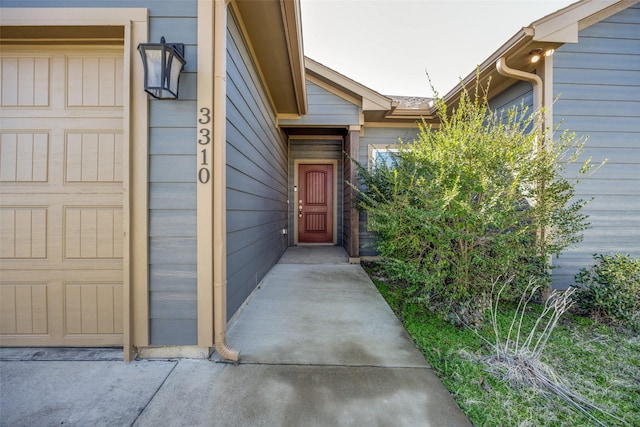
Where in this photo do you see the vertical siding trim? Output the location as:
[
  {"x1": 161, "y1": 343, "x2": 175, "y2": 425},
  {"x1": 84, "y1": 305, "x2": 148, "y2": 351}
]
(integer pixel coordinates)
[
  {"x1": 128, "y1": 12, "x2": 151, "y2": 360},
  {"x1": 196, "y1": 0, "x2": 215, "y2": 349},
  {"x1": 211, "y1": 0, "x2": 239, "y2": 361},
  {"x1": 345, "y1": 126, "x2": 360, "y2": 258},
  {"x1": 542, "y1": 54, "x2": 554, "y2": 147}
]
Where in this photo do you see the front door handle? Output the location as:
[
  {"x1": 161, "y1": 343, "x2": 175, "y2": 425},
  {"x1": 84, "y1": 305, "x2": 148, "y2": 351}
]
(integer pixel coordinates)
[{"x1": 298, "y1": 200, "x2": 303, "y2": 218}]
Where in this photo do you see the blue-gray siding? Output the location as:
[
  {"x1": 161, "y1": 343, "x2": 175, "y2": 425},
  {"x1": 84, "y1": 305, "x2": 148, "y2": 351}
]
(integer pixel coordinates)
[
  {"x1": 226, "y1": 11, "x2": 289, "y2": 318},
  {"x1": 146, "y1": 3, "x2": 198, "y2": 345},
  {"x1": 1, "y1": 0, "x2": 200, "y2": 345},
  {"x1": 552, "y1": 5, "x2": 640, "y2": 288},
  {"x1": 488, "y1": 80, "x2": 533, "y2": 116},
  {"x1": 288, "y1": 139, "x2": 344, "y2": 246},
  {"x1": 279, "y1": 81, "x2": 360, "y2": 126},
  {"x1": 358, "y1": 126, "x2": 420, "y2": 256},
  {"x1": 0, "y1": 1, "x2": 196, "y2": 16}
]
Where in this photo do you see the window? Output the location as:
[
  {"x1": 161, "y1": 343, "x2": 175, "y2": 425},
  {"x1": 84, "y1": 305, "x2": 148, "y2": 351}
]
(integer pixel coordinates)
[{"x1": 370, "y1": 146, "x2": 399, "y2": 168}]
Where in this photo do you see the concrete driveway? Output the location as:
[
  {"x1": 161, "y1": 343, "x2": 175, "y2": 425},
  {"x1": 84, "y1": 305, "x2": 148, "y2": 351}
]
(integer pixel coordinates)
[{"x1": 0, "y1": 246, "x2": 470, "y2": 427}]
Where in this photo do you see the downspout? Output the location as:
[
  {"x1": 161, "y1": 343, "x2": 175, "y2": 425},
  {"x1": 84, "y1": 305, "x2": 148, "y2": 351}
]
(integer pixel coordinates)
[
  {"x1": 213, "y1": 0, "x2": 239, "y2": 361},
  {"x1": 495, "y1": 56, "x2": 551, "y2": 290}
]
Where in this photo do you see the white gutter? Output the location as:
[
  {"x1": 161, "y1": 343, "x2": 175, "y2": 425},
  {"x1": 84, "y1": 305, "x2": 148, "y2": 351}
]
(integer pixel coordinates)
[
  {"x1": 441, "y1": 28, "x2": 533, "y2": 105},
  {"x1": 213, "y1": 0, "x2": 239, "y2": 361}
]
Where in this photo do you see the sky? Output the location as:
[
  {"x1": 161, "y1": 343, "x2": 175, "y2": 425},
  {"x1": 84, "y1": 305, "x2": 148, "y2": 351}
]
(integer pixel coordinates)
[{"x1": 300, "y1": 0, "x2": 576, "y2": 97}]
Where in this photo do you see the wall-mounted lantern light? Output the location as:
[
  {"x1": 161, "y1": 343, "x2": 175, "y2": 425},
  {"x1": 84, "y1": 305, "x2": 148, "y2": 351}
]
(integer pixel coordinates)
[{"x1": 137, "y1": 37, "x2": 186, "y2": 99}]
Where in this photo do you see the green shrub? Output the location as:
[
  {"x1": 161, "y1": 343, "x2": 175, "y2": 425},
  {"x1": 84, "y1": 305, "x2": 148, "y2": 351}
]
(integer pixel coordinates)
[
  {"x1": 574, "y1": 254, "x2": 640, "y2": 330},
  {"x1": 354, "y1": 80, "x2": 597, "y2": 325}
]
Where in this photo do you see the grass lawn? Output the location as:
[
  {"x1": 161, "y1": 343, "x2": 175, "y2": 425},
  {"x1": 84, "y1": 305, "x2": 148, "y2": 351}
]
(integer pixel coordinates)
[{"x1": 364, "y1": 263, "x2": 640, "y2": 427}]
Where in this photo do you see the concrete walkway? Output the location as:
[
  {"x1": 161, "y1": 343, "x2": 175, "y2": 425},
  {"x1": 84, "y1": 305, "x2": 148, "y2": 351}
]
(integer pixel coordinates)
[{"x1": 0, "y1": 246, "x2": 470, "y2": 427}]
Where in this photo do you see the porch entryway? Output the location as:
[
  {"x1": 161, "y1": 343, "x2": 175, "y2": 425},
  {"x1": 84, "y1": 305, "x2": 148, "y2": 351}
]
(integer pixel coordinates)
[{"x1": 284, "y1": 126, "x2": 361, "y2": 258}]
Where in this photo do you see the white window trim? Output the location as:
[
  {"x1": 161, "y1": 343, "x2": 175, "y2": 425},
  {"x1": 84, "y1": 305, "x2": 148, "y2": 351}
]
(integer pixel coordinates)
[{"x1": 369, "y1": 144, "x2": 399, "y2": 169}]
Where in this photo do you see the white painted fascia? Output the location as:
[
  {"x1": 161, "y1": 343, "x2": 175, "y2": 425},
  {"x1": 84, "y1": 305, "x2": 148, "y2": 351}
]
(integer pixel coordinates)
[
  {"x1": 362, "y1": 97, "x2": 390, "y2": 112},
  {"x1": 530, "y1": 0, "x2": 628, "y2": 43}
]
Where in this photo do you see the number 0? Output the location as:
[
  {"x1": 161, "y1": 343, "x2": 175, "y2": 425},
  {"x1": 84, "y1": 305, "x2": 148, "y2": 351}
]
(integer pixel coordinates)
[{"x1": 198, "y1": 168, "x2": 210, "y2": 184}]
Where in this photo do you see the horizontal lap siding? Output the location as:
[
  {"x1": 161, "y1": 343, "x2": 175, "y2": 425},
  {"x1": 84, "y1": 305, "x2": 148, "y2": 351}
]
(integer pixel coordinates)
[
  {"x1": 1, "y1": 0, "x2": 199, "y2": 344},
  {"x1": 358, "y1": 127, "x2": 420, "y2": 256},
  {"x1": 226, "y1": 12, "x2": 288, "y2": 318},
  {"x1": 146, "y1": 4, "x2": 198, "y2": 345},
  {"x1": 0, "y1": 1, "x2": 197, "y2": 15},
  {"x1": 279, "y1": 81, "x2": 360, "y2": 126},
  {"x1": 489, "y1": 80, "x2": 534, "y2": 117},
  {"x1": 552, "y1": 5, "x2": 640, "y2": 289}
]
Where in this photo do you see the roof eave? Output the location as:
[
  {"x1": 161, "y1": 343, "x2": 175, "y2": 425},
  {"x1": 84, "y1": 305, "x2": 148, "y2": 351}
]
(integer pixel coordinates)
[
  {"x1": 230, "y1": 0, "x2": 307, "y2": 115},
  {"x1": 305, "y1": 56, "x2": 393, "y2": 112},
  {"x1": 441, "y1": 27, "x2": 536, "y2": 108},
  {"x1": 440, "y1": 0, "x2": 636, "y2": 113}
]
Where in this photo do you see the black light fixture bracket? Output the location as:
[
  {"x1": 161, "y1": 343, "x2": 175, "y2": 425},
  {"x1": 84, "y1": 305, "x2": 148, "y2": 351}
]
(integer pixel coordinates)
[{"x1": 163, "y1": 38, "x2": 185, "y2": 61}]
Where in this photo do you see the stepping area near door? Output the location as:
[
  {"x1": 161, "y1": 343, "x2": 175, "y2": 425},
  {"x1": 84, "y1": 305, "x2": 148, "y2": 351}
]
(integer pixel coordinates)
[{"x1": 0, "y1": 246, "x2": 470, "y2": 426}]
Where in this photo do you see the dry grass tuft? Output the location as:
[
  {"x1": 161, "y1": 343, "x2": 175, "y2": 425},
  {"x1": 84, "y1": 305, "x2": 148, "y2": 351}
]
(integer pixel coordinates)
[{"x1": 471, "y1": 277, "x2": 629, "y2": 427}]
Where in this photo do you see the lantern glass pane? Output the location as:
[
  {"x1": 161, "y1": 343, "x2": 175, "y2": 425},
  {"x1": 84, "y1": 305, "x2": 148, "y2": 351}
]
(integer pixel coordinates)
[
  {"x1": 145, "y1": 49, "x2": 163, "y2": 88},
  {"x1": 169, "y1": 57, "x2": 184, "y2": 96}
]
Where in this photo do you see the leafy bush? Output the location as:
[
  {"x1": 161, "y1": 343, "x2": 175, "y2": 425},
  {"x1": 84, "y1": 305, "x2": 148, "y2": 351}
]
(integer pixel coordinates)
[
  {"x1": 354, "y1": 81, "x2": 596, "y2": 325},
  {"x1": 574, "y1": 254, "x2": 640, "y2": 330}
]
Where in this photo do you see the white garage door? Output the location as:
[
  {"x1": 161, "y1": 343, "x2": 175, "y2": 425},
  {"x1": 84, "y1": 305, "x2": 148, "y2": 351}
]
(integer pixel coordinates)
[{"x1": 0, "y1": 45, "x2": 125, "y2": 346}]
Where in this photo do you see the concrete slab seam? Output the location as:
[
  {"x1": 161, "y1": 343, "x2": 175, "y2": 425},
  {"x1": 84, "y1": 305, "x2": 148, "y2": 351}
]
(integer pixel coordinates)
[{"x1": 128, "y1": 360, "x2": 179, "y2": 427}]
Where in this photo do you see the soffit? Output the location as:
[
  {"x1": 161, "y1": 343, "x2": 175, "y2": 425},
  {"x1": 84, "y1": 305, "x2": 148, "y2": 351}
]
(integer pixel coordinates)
[{"x1": 230, "y1": 0, "x2": 306, "y2": 115}]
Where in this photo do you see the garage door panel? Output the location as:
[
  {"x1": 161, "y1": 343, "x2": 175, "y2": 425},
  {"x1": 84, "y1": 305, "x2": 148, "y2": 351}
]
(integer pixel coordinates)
[
  {"x1": 1, "y1": 46, "x2": 124, "y2": 347},
  {"x1": 0, "y1": 207, "x2": 47, "y2": 259},
  {"x1": 64, "y1": 207, "x2": 123, "y2": 259},
  {"x1": 64, "y1": 283, "x2": 122, "y2": 335},
  {"x1": 0, "y1": 132, "x2": 49, "y2": 182},
  {"x1": 0, "y1": 56, "x2": 50, "y2": 107},
  {"x1": 14, "y1": 208, "x2": 46, "y2": 258},
  {"x1": 0, "y1": 283, "x2": 48, "y2": 335},
  {"x1": 1, "y1": 270, "x2": 122, "y2": 345},
  {"x1": 65, "y1": 131, "x2": 123, "y2": 183},
  {"x1": 67, "y1": 55, "x2": 123, "y2": 108}
]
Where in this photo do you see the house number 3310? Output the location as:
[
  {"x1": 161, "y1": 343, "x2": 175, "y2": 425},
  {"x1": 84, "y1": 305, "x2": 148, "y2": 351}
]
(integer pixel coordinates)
[{"x1": 197, "y1": 107, "x2": 211, "y2": 184}]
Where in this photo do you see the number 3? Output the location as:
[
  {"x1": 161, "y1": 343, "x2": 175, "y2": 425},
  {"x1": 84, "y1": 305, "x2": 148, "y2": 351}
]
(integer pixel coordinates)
[
  {"x1": 198, "y1": 128, "x2": 210, "y2": 145},
  {"x1": 198, "y1": 107, "x2": 211, "y2": 124}
]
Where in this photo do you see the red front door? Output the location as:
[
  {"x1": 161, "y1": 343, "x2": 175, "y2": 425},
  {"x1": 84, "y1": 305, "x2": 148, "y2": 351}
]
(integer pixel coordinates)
[{"x1": 298, "y1": 164, "x2": 333, "y2": 243}]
